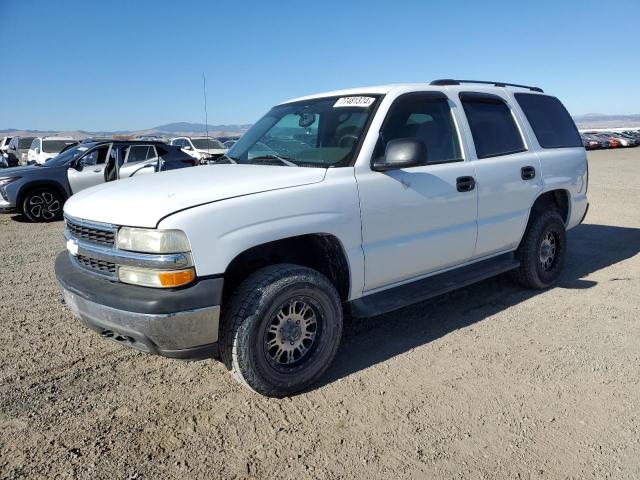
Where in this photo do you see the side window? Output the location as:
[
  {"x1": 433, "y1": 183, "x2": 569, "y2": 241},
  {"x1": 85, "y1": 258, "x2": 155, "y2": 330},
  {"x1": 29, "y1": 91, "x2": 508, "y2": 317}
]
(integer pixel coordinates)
[
  {"x1": 126, "y1": 145, "x2": 151, "y2": 163},
  {"x1": 460, "y1": 93, "x2": 525, "y2": 159},
  {"x1": 514, "y1": 93, "x2": 582, "y2": 148},
  {"x1": 82, "y1": 147, "x2": 108, "y2": 166},
  {"x1": 30, "y1": 139, "x2": 39, "y2": 150},
  {"x1": 374, "y1": 93, "x2": 462, "y2": 164},
  {"x1": 147, "y1": 146, "x2": 157, "y2": 159}
]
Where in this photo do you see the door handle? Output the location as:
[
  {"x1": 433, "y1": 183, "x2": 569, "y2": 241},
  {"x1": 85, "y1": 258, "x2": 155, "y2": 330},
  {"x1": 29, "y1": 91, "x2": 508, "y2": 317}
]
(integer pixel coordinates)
[
  {"x1": 521, "y1": 166, "x2": 536, "y2": 180},
  {"x1": 92, "y1": 168, "x2": 102, "y2": 173},
  {"x1": 456, "y1": 176, "x2": 476, "y2": 192}
]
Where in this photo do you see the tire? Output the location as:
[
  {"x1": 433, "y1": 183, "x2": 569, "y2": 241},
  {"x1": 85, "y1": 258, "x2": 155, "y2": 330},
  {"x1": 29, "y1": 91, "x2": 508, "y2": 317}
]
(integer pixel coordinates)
[
  {"x1": 220, "y1": 264, "x2": 343, "y2": 397},
  {"x1": 22, "y1": 188, "x2": 64, "y2": 222},
  {"x1": 511, "y1": 210, "x2": 567, "y2": 289}
]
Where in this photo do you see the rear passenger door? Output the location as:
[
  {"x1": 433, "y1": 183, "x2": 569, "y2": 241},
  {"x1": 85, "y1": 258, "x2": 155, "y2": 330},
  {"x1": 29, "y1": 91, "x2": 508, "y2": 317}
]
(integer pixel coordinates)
[
  {"x1": 119, "y1": 145, "x2": 158, "y2": 178},
  {"x1": 459, "y1": 92, "x2": 542, "y2": 258},
  {"x1": 357, "y1": 92, "x2": 478, "y2": 291}
]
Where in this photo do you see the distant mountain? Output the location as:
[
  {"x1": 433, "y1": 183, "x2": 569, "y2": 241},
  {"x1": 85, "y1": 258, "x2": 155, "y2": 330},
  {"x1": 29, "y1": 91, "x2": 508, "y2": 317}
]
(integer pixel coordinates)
[
  {"x1": 152, "y1": 123, "x2": 251, "y2": 134},
  {"x1": 3, "y1": 114, "x2": 639, "y2": 139},
  {"x1": 573, "y1": 113, "x2": 640, "y2": 129},
  {"x1": 0, "y1": 122, "x2": 251, "y2": 139}
]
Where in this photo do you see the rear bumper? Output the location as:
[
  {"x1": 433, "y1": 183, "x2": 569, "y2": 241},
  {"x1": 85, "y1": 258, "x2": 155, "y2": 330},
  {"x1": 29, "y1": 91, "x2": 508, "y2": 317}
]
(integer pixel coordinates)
[{"x1": 55, "y1": 251, "x2": 222, "y2": 359}]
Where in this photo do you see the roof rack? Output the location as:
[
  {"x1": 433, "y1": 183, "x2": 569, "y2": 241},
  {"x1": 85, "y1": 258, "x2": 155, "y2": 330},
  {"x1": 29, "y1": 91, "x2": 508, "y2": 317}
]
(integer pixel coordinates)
[{"x1": 430, "y1": 79, "x2": 544, "y2": 93}]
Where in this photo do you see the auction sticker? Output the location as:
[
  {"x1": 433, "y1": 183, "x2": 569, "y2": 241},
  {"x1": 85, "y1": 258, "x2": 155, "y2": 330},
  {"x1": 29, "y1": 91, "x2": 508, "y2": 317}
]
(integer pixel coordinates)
[{"x1": 334, "y1": 96, "x2": 375, "y2": 108}]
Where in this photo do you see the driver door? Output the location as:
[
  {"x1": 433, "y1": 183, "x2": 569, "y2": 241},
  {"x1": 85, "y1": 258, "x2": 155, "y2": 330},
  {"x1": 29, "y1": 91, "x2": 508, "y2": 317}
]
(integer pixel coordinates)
[{"x1": 67, "y1": 144, "x2": 111, "y2": 193}]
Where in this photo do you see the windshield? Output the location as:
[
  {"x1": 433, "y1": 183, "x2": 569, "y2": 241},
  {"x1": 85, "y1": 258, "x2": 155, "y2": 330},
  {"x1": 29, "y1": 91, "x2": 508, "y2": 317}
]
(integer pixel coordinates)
[
  {"x1": 44, "y1": 144, "x2": 90, "y2": 166},
  {"x1": 227, "y1": 95, "x2": 380, "y2": 168},
  {"x1": 43, "y1": 140, "x2": 75, "y2": 153},
  {"x1": 192, "y1": 138, "x2": 225, "y2": 150}
]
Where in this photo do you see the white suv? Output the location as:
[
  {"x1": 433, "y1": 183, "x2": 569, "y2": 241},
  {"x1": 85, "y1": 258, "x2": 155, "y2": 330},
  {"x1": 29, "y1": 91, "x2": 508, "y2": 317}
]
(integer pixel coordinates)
[
  {"x1": 56, "y1": 80, "x2": 589, "y2": 397},
  {"x1": 28, "y1": 137, "x2": 77, "y2": 164},
  {"x1": 169, "y1": 136, "x2": 227, "y2": 162}
]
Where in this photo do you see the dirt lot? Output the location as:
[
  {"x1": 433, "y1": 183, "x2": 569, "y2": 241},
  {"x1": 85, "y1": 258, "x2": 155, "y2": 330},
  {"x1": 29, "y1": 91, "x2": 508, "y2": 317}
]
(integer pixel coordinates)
[{"x1": 1, "y1": 148, "x2": 639, "y2": 480}]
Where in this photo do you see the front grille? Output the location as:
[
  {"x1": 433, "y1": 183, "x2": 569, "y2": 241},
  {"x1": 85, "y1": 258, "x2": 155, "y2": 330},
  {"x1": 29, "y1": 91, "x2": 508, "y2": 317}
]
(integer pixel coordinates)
[
  {"x1": 75, "y1": 254, "x2": 116, "y2": 276},
  {"x1": 67, "y1": 218, "x2": 115, "y2": 246}
]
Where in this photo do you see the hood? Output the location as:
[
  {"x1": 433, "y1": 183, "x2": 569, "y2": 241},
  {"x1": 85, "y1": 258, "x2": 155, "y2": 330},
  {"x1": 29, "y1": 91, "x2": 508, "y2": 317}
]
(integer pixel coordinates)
[
  {"x1": 196, "y1": 148, "x2": 227, "y2": 155},
  {"x1": 64, "y1": 164, "x2": 327, "y2": 228},
  {"x1": 0, "y1": 164, "x2": 63, "y2": 177}
]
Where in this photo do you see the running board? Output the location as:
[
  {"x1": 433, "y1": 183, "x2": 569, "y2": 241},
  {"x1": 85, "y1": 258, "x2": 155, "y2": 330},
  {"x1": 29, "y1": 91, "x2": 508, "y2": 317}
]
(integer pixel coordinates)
[{"x1": 348, "y1": 253, "x2": 520, "y2": 318}]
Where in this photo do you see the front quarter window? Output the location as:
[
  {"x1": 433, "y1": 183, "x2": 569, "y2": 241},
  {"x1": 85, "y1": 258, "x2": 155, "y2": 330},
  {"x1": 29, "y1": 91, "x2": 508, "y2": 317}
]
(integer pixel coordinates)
[{"x1": 227, "y1": 95, "x2": 380, "y2": 168}]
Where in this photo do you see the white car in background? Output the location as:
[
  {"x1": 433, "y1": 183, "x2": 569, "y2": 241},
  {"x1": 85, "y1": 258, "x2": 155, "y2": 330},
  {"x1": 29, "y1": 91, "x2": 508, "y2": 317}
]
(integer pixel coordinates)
[
  {"x1": 28, "y1": 137, "x2": 78, "y2": 164},
  {"x1": 0, "y1": 137, "x2": 12, "y2": 168},
  {"x1": 169, "y1": 136, "x2": 227, "y2": 162}
]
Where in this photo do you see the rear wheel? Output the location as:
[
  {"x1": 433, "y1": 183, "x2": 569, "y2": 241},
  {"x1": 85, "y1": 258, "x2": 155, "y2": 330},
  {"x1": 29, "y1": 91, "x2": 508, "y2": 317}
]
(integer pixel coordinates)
[
  {"x1": 220, "y1": 264, "x2": 343, "y2": 397},
  {"x1": 511, "y1": 210, "x2": 567, "y2": 289},
  {"x1": 22, "y1": 188, "x2": 64, "y2": 222}
]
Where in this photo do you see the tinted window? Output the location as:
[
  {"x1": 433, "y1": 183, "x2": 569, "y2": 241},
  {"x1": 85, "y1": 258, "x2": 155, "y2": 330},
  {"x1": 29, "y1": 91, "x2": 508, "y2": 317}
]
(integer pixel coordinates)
[
  {"x1": 374, "y1": 93, "x2": 462, "y2": 164},
  {"x1": 191, "y1": 138, "x2": 225, "y2": 149},
  {"x1": 127, "y1": 145, "x2": 153, "y2": 163},
  {"x1": 18, "y1": 137, "x2": 35, "y2": 148},
  {"x1": 460, "y1": 94, "x2": 525, "y2": 159},
  {"x1": 514, "y1": 93, "x2": 581, "y2": 148},
  {"x1": 43, "y1": 140, "x2": 75, "y2": 153}
]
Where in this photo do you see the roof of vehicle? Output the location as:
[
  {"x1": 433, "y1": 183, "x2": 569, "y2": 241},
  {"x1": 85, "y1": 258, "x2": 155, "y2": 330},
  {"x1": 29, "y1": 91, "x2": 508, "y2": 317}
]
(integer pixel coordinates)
[{"x1": 281, "y1": 80, "x2": 546, "y2": 105}]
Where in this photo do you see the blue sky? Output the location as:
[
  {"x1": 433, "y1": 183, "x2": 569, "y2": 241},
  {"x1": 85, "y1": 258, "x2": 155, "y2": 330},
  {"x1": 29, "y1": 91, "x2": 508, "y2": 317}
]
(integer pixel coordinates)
[{"x1": 1, "y1": 0, "x2": 638, "y2": 131}]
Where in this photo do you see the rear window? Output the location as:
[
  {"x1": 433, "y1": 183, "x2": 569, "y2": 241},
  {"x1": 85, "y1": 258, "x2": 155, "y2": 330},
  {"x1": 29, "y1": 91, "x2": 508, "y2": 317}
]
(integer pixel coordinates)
[
  {"x1": 514, "y1": 94, "x2": 581, "y2": 149},
  {"x1": 460, "y1": 93, "x2": 525, "y2": 159},
  {"x1": 43, "y1": 140, "x2": 75, "y2": 153}
]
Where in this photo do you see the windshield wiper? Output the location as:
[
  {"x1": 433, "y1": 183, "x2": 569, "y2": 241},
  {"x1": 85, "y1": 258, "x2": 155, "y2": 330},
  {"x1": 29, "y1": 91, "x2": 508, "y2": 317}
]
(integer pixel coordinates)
[{"x1": 249, "y1": 155, "x2": 298, "y2": 167}]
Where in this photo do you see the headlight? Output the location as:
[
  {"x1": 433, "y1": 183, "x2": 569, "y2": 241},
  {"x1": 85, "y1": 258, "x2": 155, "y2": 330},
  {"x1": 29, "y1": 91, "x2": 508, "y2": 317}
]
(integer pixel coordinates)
[
  {"x1": 116, "y1": 227, "x2": 191, "y2": 253},
  {"x1": 118, "y1": 266, "x2": 195, "y2": 288},
  {"x1": 0, "y1": 177, "x2": 20, "y2": 187}
]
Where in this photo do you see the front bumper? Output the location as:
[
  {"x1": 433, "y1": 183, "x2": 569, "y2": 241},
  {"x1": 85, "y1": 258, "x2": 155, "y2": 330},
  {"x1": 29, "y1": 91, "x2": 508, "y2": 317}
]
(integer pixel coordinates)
[
  {"x1": 55, "y1": 252, "x2": 222, "y2": 359},
  {"x1": 0, "y1": 197, "x2": 15, "y2": 213}
]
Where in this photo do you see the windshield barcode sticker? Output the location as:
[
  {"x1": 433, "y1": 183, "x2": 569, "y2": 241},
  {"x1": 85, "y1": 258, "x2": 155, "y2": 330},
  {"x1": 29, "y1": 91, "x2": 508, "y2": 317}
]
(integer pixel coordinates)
[{"x1": 334, "y1": 96, "x2": 375, "y2": 108}]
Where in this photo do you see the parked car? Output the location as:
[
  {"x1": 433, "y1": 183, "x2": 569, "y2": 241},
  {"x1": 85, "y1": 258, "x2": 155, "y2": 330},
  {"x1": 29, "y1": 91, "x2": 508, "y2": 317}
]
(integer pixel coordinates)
[
  {"x1": 582, "y1": 133, "x2": 610, "y2": 149},
  {"x1": 0, "y1": 141, "x2": 197, "y2": 222},
  {"x1": 0, "y1": 137, "x2": 11, "y2": 168},
  {"x1": 28, "y1": 137, "x2": 78, "y2": 164},
  {"x1": 135, "y1": 135, "x2": 167, "y2": 142},
  {"x1": 580, "y1": 134, "x2": 600, "y2": 150},
  {"x1": 55, "y1": 80, "x2": 588, "y2": 397},
  {"x1": 588, "y1": 132, "x2": 620, "y2": 148},
  {"x1": 610, "y1": 132, "x2": 638, "y2": 147},
  {"x1": 602, "y1": 132, "x2": 636, "y2": 148},
  {"x1": 170, "y1": 136, "x2": 227, "y2": 162},
  {"x1": 6, "y1": 136, "x2": 35, "y2": 166}
]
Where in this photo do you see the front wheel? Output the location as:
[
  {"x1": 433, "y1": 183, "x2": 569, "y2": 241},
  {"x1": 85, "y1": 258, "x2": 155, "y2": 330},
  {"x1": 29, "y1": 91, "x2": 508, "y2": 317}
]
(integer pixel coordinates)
[
  {"x1": 22, "y1": 188, "x2": 64, "y2": 222},
  {"x1": 220, "y1": 264, "x2": 343, "y2": 397},
  {"x1": 511, "y1": 210, "x2": 567, "y2": 289}
]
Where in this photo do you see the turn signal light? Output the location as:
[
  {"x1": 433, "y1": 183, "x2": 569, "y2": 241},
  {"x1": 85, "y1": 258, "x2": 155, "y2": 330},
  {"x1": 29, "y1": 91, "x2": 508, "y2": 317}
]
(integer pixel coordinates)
[{"x1": 118, "y1": 266, "x2": 195, "y2": 288}]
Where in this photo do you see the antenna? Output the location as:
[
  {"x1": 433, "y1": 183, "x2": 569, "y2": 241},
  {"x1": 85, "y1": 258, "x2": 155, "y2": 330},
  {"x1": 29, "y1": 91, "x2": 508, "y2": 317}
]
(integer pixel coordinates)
[{"x1": 202, "y1": 72, "x2": 210, "y2": 150}]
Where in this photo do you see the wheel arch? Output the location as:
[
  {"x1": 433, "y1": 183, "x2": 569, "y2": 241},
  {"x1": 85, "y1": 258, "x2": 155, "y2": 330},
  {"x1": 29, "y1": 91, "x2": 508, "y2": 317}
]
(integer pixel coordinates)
[
  {"x1": 222, "y1": 233, "x2": 351, "y2": 304},
  {"x1": 528, "y1": 189, "x2": 570, "y2": 225},
  {"x1": 16, "y1": 180, "x2": 69, "y2": 213}
]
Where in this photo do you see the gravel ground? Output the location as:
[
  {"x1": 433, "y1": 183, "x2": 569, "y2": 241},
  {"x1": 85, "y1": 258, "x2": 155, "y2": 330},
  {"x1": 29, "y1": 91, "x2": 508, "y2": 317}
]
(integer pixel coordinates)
[{"x1": 1, "y1": 148, "x2": 639, "y2": 479}]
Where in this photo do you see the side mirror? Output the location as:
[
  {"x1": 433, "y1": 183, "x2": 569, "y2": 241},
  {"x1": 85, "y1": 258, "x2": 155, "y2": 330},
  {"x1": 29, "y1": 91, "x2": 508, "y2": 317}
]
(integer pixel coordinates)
[
  {"x1": 372, "y1": 138, "x2": 425, "y2": 172},
  {"x1": 74, "y1": 159, "x2": 85, "y2": 171}
]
